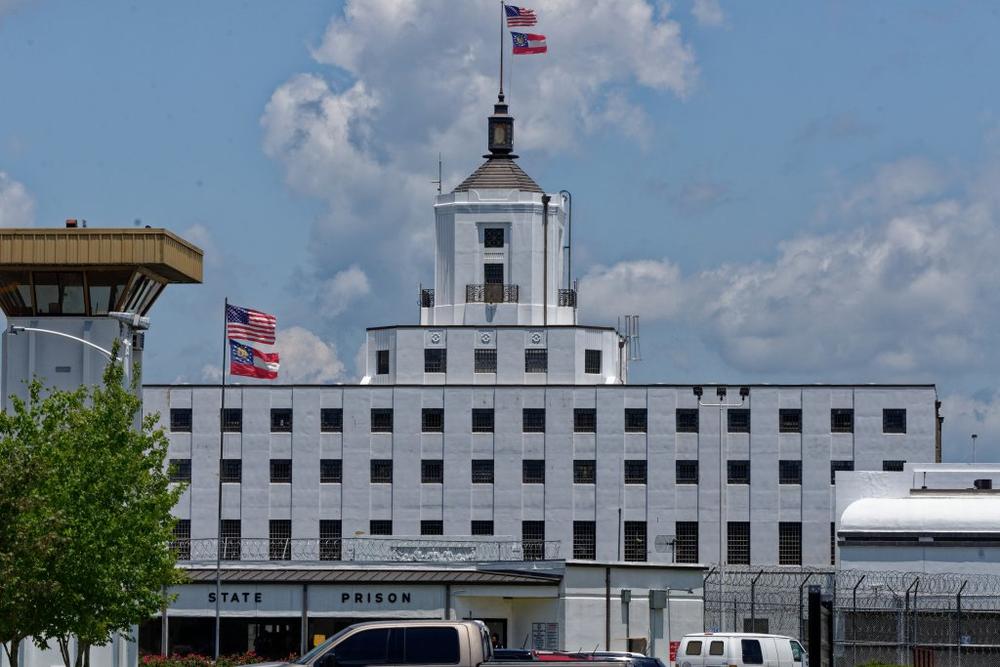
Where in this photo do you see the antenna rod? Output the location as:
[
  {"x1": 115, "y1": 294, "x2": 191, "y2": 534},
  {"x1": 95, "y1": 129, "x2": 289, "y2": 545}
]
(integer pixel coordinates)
[{"x1": 499, "y1": 1, "x2": 505, "y2": 98}]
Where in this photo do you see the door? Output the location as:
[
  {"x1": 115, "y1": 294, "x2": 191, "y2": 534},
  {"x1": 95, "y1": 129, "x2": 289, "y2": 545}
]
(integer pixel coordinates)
[{"x1": 483, "y1": 263, "x2": 504, "y2": 303}]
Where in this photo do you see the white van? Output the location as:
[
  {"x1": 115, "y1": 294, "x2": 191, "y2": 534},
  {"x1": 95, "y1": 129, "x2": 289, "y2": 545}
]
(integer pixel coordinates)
[{"x1": 674, "y1": 633, "x2": 807, "y2": 667}]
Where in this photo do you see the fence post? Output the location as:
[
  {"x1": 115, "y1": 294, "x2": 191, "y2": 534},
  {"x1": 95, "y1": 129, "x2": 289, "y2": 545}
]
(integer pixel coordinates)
[
  {"x1": 904, "y1": 579, "x2": 919, "y2": 663},
  {"x1": 852, "y1": 575, "x2": 866, "y2": 667},
  {"x1": 703, "y1": 567, "x2": 717, "y2": 632},
  {"x1": 750, "y1": 570, "x2": 763, "y2": 632},
  {"x1": 798, "y1": 573, "x2": 815, "y2": 644},
  {"x1": 956, "y1": 579, "x2": 967, "y2": 667}
]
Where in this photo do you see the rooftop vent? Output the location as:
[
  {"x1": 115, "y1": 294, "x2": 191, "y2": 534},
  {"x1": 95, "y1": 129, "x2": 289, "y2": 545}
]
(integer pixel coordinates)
[
  {"x1": 65, "y1": 219, "x2": 78, "y2": 228},
  {"x1": 974, "y1": 478, "x2": 993, "y2": 490}
]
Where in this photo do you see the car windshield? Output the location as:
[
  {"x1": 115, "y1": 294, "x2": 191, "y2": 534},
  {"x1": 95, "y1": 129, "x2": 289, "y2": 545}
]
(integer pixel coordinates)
[{"x1": 293, "y1": 626, "x2": 355, "y2": 664}]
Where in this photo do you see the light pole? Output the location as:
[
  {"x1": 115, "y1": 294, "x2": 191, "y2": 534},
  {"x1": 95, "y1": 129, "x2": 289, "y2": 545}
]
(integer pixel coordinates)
[{"x1": 972, "y1": 434, "x2": 978, "y2": 464}]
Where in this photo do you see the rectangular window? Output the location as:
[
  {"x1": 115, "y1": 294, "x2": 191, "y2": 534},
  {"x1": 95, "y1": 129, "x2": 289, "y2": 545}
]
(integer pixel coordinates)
[
  {"x1": 830, "y1": 460, "x2": 854, "y2": 485},
  {"x1": 831, "y1": 408, "x2": 854, "y2": 433},
  {"x1": 624, "y1": 460, "x2": 647, "y2": 484},
  {"x1": 474, "y1": 349, "x2": 497, "y2": 373},
  {"x1": 170, "y1": 408, "x2": 192, "y2": 432},
  {"x1": 220, "y1": 458, "x2": 242, "y2": 483},
  {"x1": 270, "y1": 458, "x2": 292, "y2": 483},
  {"x1": 523, "y1": 459, "x2": 545, "y2": 484},
  {"x1": 779, "y1": 460, "x2": 802, "y2": 485},
  {"x1": 484, "y1": 262, "x2": 504, "y2": 284},
  {"x1": 675, "y1": 522, "x2": 699, "y2": 564},
  {"x1": 472, "y1": 408, "x2": 495, "y2": 433},
  {"x1": 573, "y1": 521, "x2": 596, "y2": 560},
  {"x1": 320, "y1": 408, "x2": 343, "y2": 433},
  {"x1": 883, "y1": 408, "x2": 907, "y2": 434},
  {"x1": 471, "y1": 520, "x2": 494, "y2": 536},
  {"x1": 584, "y1": 349, "x2": 602, "y2": 374},
  {"x1": 270, "y1": 408, "x2": 292, "y2": 433},
  {"x1": 676, "y1": 408, "x2": 699, "y2": 433},
  {"x1": 421, "y1": 459, "x2": 444, "y2": 483},
  {"x1": 574, "y1": 459, "x2": 596, "y2": 484},
  {"x1": 320, "y1": 519, "x2": 342, "y2": 561},
  {"x1": 624, "y1": 408, "x2": 648, "y2": 433},
  {"x1": 269, "y1": 519, "x2": 292, "y2": 560},
  {"x1": 376, "y1": 349, "x2": 389, "y2": 375},
  {"x1": 422, "y1": 408, "x2": 444, "y2": 433},
  {"x1": 420, "y1": 520, "x2": 444, "y2": 536},
  {"x1": 371, "y1": 408, "x2": 393, "y2": 432},
  {"x1": 171, "y1": 519, "x2": 191, "y2": 560},
  {"x1": 676, "y1": 460, "x2": 699, "y2": 484},
  {"x1": 522, "y1": 408, "x2": 545, "y2": 433},
  {"x1": 370, "y1": 459, "x2": 393, "y2": 483},
  {"x1": 320, "y1": 459, "x2": 342, "y2": 483},
  {"x1": 728, "y1": 521, "x2": 751, "y2": 565},
  {"x1": 728, "y1": 460, "x2": 751, "y2": 484},
  {"x1": 830, "y1": 522, "x2": 836, "y2": 566},
  {"x1": 728, "y1": 409, "x2": 750, "y2": 433},
  {"x1": 471, "y1": 459, "x2": 494, "y2": 484},
  {"x1": 220, "y1": 519, "x2": 241, "y2": 561},
  {"x1": 779, "y1": 522, "x2": 802, "y2": 566},
  {"x1": 424, "y1": 348, "x2": 447, "y2": 373},
  {"x1": 524, "y1": 348, "x2": 548, "y2": 373},
  {"x1": 484, "y1": 228, "x2": 505, "y2": 248},
  {"x1": 221, "y1": 408, "x2": 242, "y2": 432},
  {"x1": 169, "y1": 458, "x2": 191, "y2": 483},
  {"x1": 370, "y1": 520, "x2": 392, "y2": 536},
  {"x1": 574, "y1": 408, "x2": 596, "y2": 433},
  {"x1": 779, "y1": 408, "x2": 802, "y2": 433},
  {"x1": 624, "y1": 521, "x2": 647, "y2": 562},
  {"x1": 883, "y1": 459, "x2": 906, "y2": 472},
  {"x1": 522, "y1": 521, "x2": 545, "y2": 561}
]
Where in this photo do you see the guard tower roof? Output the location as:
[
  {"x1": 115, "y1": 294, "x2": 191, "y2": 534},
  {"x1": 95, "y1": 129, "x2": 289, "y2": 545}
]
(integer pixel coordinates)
[{"x1": 453, "y1": 157, "x2": 543, "y2": 193}]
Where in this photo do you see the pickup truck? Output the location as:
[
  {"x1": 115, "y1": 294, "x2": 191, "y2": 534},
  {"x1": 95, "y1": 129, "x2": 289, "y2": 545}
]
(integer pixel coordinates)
[{"x1": 248, "y1": 620, "x2": 626, "y2": 667}]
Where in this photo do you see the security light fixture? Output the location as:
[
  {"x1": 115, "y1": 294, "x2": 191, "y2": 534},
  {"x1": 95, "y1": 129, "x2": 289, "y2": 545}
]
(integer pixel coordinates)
[
  {"x1": 692, "y1": 386, "x2": 703, "y2": 398},
  {"x1": 717, "y1": 387, "x2": 727, "y2": 399},
  {"x1": 740, "y1": 386, "x2": 750, "y2": 399},
  {"x1": 109, "y1": 311, "x2": 151, "y2": 330}
]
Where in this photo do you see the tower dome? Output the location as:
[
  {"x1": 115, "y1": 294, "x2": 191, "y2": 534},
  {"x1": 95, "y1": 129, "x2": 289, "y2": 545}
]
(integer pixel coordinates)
[{"x1": 453, "y1": 93, "x2": 542, "y2": 193}]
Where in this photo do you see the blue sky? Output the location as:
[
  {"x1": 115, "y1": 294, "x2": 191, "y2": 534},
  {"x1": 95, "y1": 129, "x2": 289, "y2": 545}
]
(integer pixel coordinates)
[{"x1": 3, "y1": 1, "x2": 1000, "y2": 460}]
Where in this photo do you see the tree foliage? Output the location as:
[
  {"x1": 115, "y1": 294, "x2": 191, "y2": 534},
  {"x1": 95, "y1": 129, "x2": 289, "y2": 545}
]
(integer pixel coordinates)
[{"x1": 0, "y1": 347, "x2": 184, "y2": 666}]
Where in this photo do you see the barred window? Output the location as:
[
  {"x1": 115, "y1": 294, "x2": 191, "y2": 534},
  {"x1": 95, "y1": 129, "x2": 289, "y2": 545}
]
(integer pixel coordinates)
[
  {"x1": 584, "y1": 349, "x2": 602, "y2": 374},
  {"x1": 169, "y1": 458, "x2": 191, "y2": 483},
  {"x1": 573, "y1": 521, "x2": 596, "y2": 560},
  {"x1": 525, "y1": 349, "x2": 548, "y2": 373},
  {"x1": 779, "y1": 522, "x2": 802, "y2": 565},
  {"x1": 779, "y1": 460, "x2": 801, "y2": 485},
  {"x1": 779, "y1": 408, "x2": 802, "y2": 433},
  {"x1": 523, "y1": 408, "x2": 545, "y2": 433},
  {"x1": 676, "y1": 408, "x2": 699, "y2": 433},
  {"x1": 675, "y1": 522, "x2": 699, "y2": 564},
  {"x1": 624, "y1": 460, "x2": 647, "y2": 484},
  {"x1": 830, "y1": 459, "x2": 854, "y2": 485},
  {"x1": 831, "y1": 408, "x2": 854, "y2": 433},
  {"x1": 371, "y1": 408, "x2": 393, "y2": 432},
  {"x1": 320, "y1": 459, "x2": 342, "y2": 483},
  {"x1": 475, "y1": 349, "x2": 497, "y2": 373},
  {"x1": 270, "y1": 458, "x2": 292, "y2": 483},
  {"x1": 269, "y1": 519, "x2": 292, "y2": 560},
  {"x1": 320, "y1": 519, "x2": 342, "y2": 561},
  {"x1": 522, "y1": 521, "x2": 545, "y2": 561},
  {"x1": 484, "y1": 228, "x2": 505, "y2": 248},
  {"x1": 574, "y1": 408, "x2": 596, "y2": 432},
  {"x1": 728, "y1": 409, "x2": 750, "y2": 433},
  {"x1": 727, "y1": 460, "x2": 751, "y2": 484},
  {"x1": 171, "y1": 519, "x2": 191, "y2": 560},
  {"x1": 424, "y1": 348, "x2": 447, "y2": 373},
  {"x1": 523, "y1": 459, "x2": 545, "y2": 484},
  {"x1": 830, "y1": 522, "x2": 836, "y2": 566},
  {"x1": 221, "y1": 408, "x2": 242, "y2": 432},
  {"x1": 883, "y1": 459, "x2": 906, "y2": 472},
  {"x1": 220, "y1": 519, "x2": 241, "y2": 561},
  {"x1": 369, "y1": 520, "x2": 392, "y2": 536},
  {"x1": 422, "y1": 408, "x2": 444, "y2": 433},
  {"x1": 270, "y1": 408, "x2": 292, "y2": 433},
  {"x1": 320, "y1": 408, "x2": 343, "y2": 433},
  {"x1": 421, "y1": 459, "x2": 444, "y2": 484},
  {"x1": 170, "y1": 408, "x2": 192, "y2": 432},
  {"x1": 676, "y1": 460, "x2": 699, "y2": 484},
  {"x1": 370, "y1": 459, "x2": 393, "y2": 483},
  {"x1": 624, "y1": 408, "x2": 647, "y2": 433},
  {"x1": 574, "y1": 459, "x2": 596, "y2": 484},
  {"x1": 472, "y1": 408, "x2": 495, "y2": 433},
  {"x1": 727, "y1": 521, "x2": 750, "y2": 565},
  {"x1": 624, "y1": 521, "x2": 647, "y2": 562},
  {"x1": 220, "y1": 458, "x2": 242, "y2": 483},
  {"x1": 883, "y1": 409, "x2": 907, "y2": 434},
  {"x1": 471, "y1": 459, "x2": 494, "y2": 484},
  {"x1": 471, "y1": 520, "x2": 494, "y2": 536},
  {"x1": 420, "y1": 520, "x2": 443, "y2": 536},
  {"x1": 376, "y1": 349, "x2": 389, "y2": 375}
]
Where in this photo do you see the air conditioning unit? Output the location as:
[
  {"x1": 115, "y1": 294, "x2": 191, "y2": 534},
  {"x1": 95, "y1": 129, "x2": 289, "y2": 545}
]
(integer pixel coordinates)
[{"x1": 974, "y1": 478, "x2": 993, "y2": 490}]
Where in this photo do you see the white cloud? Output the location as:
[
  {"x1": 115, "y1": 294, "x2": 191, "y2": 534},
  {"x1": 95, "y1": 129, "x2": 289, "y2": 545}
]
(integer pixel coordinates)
[
  {"x1": 319, "y1": 265, "x2": 371, "y2": 319},
  {"x1": 691, "y1": 0, "x2": 727, "y2": 27},
  {"x1": 200, "y1": 364, "x2": 222, "y2": 383},
  {"x1": 0, "y1": 171, "x2": 35, "y2": 227},
  {"x1": 274, "y1": 326, "x2": 347, "y2": 383},
  {"x1": 940, "y1": 391, "x2": 1000, "y2": 463}
]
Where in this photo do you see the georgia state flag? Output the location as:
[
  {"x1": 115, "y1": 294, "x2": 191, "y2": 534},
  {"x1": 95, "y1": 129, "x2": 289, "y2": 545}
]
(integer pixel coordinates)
[
  {"x1": 511, "y1": 31, "x2": 547, "y2": 55},
  {"x1": 229, "y1": 339, "x2": 280, "y2": 379}
]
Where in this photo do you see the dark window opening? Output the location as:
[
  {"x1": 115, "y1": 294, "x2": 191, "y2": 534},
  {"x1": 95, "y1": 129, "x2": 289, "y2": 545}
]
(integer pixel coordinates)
[
  {"x1": 169, "y1": 458, "x2": 191, "y2": 483},
  {"x1": 883, "y1": 459, "x2": 906, "y2": 472},
  {"x1": 320, "y1": 408, "x2": 343, "y2": 433},
  {"x1": 371, "y1": 408, "x2": 393, "y2": 432},
  {"x1": 831, "y1": 408, "x2": 854, "y2": 433},
  {"x1": 522, "y1": 521, "x2": 545, "y2": 561},
  {"x1": 573, "y1": 521, "x2": 596, "y2": 560},
  {"x1": 728, "y1": 521, "x2": 751, "y2": 565},
  {"x1": 220, "y1": 458, "x2": 242, "y2": 483},
  {"x1": 221, "y1": 408, "x2": 242, "y2": 432},
  {"x1": 676, "y1": 460, "x2": 699, "y2": 484},
  {"x1": 525, "y1": 348, "x2": 548, "y2": 373},
  {"x1": 574, "y1": 459, "x2": 596, "y2": 484},
  {"x1": 830, "y1": 460, "x2": 854, "y2": 485},
  {"x1": 574, "y1": 408, "x2": 596, "y2": 432},
  {"x1": 376, "y1": 349, "x2": 389, "y2": 375},
  {"x1": 624, "y1": 408, "x2": 647, "y2": 432},
  {"x1": 728, "y1": 409, "x2": 750, "y2": 433},
  {"x1": 676, "y1": 408, "x2": 699, "y2": 433},
  {"x1": 420, "y1": 520, "x2": 444, "y2": 536},
  {"x1": 728, "y1": 460, "x2": 751, "y2": 484},
  {"x1": 472, "y1": 408, "x2": 495, "y2": 433},
  {"x1": 170, "y1": 520, "x2": 191, "y2": 560},
  {"x1": 369, "y1": 520, "x2": 392, "y2": 536},
  {"x1": 220, "y1": 519, "x2": 241, "y2": 561},
  {"x1": 269, "y1": 519, "x2": 291, "y2": 560},
  {"x1": 270, "y1": 408, "x2": 292, "y2": 433},
  {"x1": 779, "y1": 408, "x2": 802, "y2": 433},
  {"x1": 320, "y1": 519, "x2": 341, "y2": 561},
  {"x1": 471, "y1": 520, "x2": 494, "y2": 536},
  {"x1": 422, "y1": 408, "x2": 444, "y2": 433},
  {"x1": 475, "y1": 349, "x2": 497, "y2": 373},
  {"x1": 779, "y1": 460, "x2": 802, "y2": 485},
  {"x1": 624, "y1": 521, "x2": 647, "y2": 562},
  {"x1": 522, "y1": 408, "x2": 545, "y2": 433},
  {"x1": 370, "y1": 459, "x2": 393, "y2": 483},
  {"x1": 584, "y1": 349, "x2": 602, "y2": 374},
  {"x1": 624, "y1": 460, "x2": 647, "y2": 484},
  {"x1": 424, "y1": 348, "x2": 447, "y2": 373},
  {"x1": 320, "y1": 459, "x2": 342, "y2": 483},
  {"x1": 675, "y1": 522, "x2": 699, "y2": 564},
  {"x1": 779, "y1": 522, "x2": 802, "y2": 565},
  {"x1": 883, "y1": 408, "x2": 907, "y2": 434},
  {"x1": 471, "y1": 459, "x2": 494, "y2": 484},
  {"x1": 421, "y1": 459, "x2": 444, "y2": 484},
  {"x1": 484, "y1": 228, "x2": 505, "y2": 248},
  {"x1": 522, "y1": 459, "x2": 545, "y2": 484},
  {"x1": 170, "y1": 408, "x2": 192, "y2": 432},
  {"x1": 270, "y1": 458, "x2": 292, "y2": 483}
]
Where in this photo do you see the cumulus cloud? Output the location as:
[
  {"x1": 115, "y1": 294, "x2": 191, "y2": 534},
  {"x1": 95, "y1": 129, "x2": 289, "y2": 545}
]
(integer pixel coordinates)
[
  {"x1": 691, "y1": 0, "x2": 727, "y2": 27},
  {"x1": 0, "y1": 171, "x2": 35, "y2": 227},
  {"x1": 319, "y1": 265, "x2": 371, "y2": 319},
  {"x1": 275, "y1": 326, "x2": 347, "y2": 383}
]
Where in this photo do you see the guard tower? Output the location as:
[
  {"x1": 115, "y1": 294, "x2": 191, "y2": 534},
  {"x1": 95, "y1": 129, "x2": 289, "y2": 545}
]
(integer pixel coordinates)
[{"x1": 0, "y1": 223, "x2": 203, "y2": 409}]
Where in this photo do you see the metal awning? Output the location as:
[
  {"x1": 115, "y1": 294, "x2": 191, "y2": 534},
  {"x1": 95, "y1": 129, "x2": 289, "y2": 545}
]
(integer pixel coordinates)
[{"x1": 180, "y1": 566, "x2": 562, "y2": 586}]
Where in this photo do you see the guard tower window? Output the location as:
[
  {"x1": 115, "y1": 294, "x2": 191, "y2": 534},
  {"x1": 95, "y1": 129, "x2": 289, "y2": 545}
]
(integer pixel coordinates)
[
  {"x1": 484, "y1": 228, "x2": 505, "y2": 248},
  {"x1": 87, "y1": 270, "x2": 132, "y2": 315},
  {"x1": 424, "y1": 348, "x2": 447, "y2": 373},
  {"x1": 33, "y1": 271, "x2": 86, "y2": 315},
  {"x1": 170, "y1": 408, "x2": 192, "y2": 432},
  {"x1": 524, "y1": 349, "x2": 548, "y2": 373},
  {"x1": 475, "y1": 349, "x2": 497, "y2": 373},
  {"x1": 376, "y1": 349, "x2": 389, "y2": 375},
  {"x1": 584, "y1": 349, "x2": 602, "y2": 374}
]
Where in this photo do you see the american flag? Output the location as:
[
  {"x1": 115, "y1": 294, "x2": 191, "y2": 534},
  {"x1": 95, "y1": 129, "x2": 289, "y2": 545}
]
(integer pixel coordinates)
[
  {"x1": 226, "y1": 303, "x2": 276, "y2": 344},
  {"x1": 505, "y1": 4, "x2": 537, "y2": 27}
]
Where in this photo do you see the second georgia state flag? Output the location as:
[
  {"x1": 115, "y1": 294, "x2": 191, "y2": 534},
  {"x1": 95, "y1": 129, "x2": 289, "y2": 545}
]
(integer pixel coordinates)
[
  {"x1": 511, "y1": 31, "x2": 547, "y2": 55},
  {"x1": 230, "y1": 339, "x2": 280, "y2": 379}
]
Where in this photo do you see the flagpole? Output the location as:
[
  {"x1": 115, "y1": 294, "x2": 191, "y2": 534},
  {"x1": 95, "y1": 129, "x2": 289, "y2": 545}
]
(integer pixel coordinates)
[
  {"x1": 499, "y1": 0, "x2": 505, "y2": 98},
  {"x1": 214, "y1": 297, "x2": 227, "y2": 661}
]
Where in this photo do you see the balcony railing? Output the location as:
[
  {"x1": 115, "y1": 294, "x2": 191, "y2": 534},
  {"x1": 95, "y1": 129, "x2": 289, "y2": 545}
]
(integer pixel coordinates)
[
  {"x1": 466, "y1": 283, "x2": 519, "y2": 304},
  {"x1": 420, "y1": 288, "x2": 434, "y2": 308},
  {"x1": 175, "y1": 537, "x2": 561, "y2": 563},
  {"x1": 558, "y1": 288, "x2": 577, "y2": 308}
]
